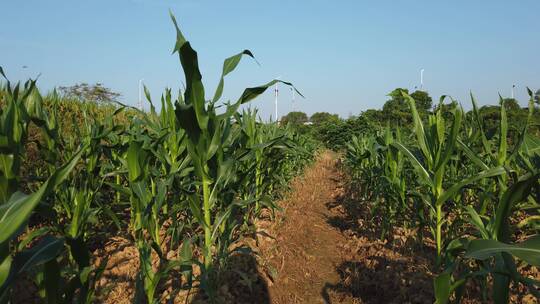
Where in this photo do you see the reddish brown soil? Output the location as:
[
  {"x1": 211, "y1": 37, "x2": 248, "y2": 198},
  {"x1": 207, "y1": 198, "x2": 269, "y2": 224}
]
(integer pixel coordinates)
[{"x1": 256, "y1": 151, "x2": 351, "y2": 303}]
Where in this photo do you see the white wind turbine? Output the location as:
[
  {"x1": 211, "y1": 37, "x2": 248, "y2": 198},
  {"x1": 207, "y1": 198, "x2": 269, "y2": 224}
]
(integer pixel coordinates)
[
  {"x1": 273, "y1": 76, "x2": 282, "y2": 122},
  {"x1": 420, "y1": 68, "x2": 424, "y2": 90}
]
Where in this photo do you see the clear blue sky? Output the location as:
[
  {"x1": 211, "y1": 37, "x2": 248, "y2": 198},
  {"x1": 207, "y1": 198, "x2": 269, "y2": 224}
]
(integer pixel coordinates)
[{"x1": 2, "y1": 0, "x2": 539, "y2": 119}]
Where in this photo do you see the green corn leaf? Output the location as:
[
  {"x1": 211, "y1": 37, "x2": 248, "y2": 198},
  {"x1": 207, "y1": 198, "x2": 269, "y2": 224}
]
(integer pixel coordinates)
[
  {"x1": 522, "y1": 134, "x2": 540, "y2": 156},
  {"x1": 169, "y1": 10, "x2": 187, "y2": 53},
  {"x1": 170, "y1": 12, "x2": 208, "y2": 132},
  {"x1": 211, "y1": 208, "x2": 232, "y2": 243},
  {"x1": 435, "y1": 167, "x2": 505, "y2": 207},
  {"x1": 175, "y1": 103, "x2": 201, "y2": 143},
  {"x1": 0, "y1": 142, "x2": 83, "y2": 242},
  {"x1": 434, "y1": 105, "x2": 462, "y2": 173},
  {"x1": 465, "y1": 206, "x2": 489, "y2": 239},
  {"x1": 0, "y1": 147, "x2": 83, "y2": 244},
  {"x1": 403, "y1": 92, "x2": 432, "y2": 165},
  {"x1": 493, "y1": 254, "x2": 511, "y2": 304},
  {"x1": 493, "y1": 172, "x2": 540, "y2": 240},
  {"x1": 213, "y1": 50, "x2": 257, "y2": 103},
  {"x1": 469, "y1": 93, "x2": 491, "y2": 152},
  {"x1": 457, "y1": 138, "x2": 489, "y2": 170},
  {"x1": 434, "y1": 272, "x2": 451, "y2": 304},
  {"x1": 240, "y1": 79, "x2": 303, "y2": 104},
  {"x1": 223, "y1": 79, "x2": 303, "y2": 119},
  {"x1": 497, "y1": 96, "x2": 508, "y2": 166},
  {"x1": 187, "y1": 195, "x2": 207, "y2": 229},
  {"x1": 508, "y1": 94, "x2": 534, "y2": 162},
  {"x1": 126, "y1": 142, "x2": 143, "y2": 182},
  {"x1": 392, "y1": 142, "x2": 431, "y2": 185},
  {"x1": 206, "y1": 122, "x2": 222, "y2": 161},
  {"x1": 1, "y1": 236, "x2": 64, "y2": 293},
  {"x1": 46, "y1": 146, "x2": 86, "y2": 193},
  {"x1": 0, "y1": 252, "x2": 12, "y2": 292},
  {"x1": 466, "y1": 235, "x2": 540, "y2": 266}
]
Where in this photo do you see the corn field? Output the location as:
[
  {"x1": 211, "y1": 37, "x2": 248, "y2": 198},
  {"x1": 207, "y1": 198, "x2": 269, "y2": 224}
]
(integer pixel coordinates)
[
  {"x1": 344, "y1": 91, "x2": 540, "y2": 303},
  {"x1": 0, "y1": 14, "x2": 316, "y2": 303},
  {"x1": 2, "y1": 9, "x2": 540, "y2": 304}
]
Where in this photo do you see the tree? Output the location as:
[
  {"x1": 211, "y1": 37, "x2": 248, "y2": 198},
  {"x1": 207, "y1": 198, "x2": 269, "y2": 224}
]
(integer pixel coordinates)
[
  {"x1": 360, "y1": 109, "x2": 385, "y2": 127},
  {"x1": 410, "y1": 90, "x2": 433, "y2": 112},
  {"x1": 502, "y1": 98, "x2": 521, "y2": 112},
  {"x1": 310, "y1": 112, "x2": 339, "y2": 125},
  {"x1": 316, "y1": 115, "x2": 373, "y2": 149},
  {"x1": 281, "y1": 111, "x2": 308, "y2": 126},
  {"x1": 382, "y1": 88, "x2": 411, "y2": 125},
  {"x1": 382, "y1": 88, "x2": 433, "y2": 125},
  {"x1": 58, "y1": 83, "x2": 121, "y2": 103},
  {"x1": 477, "y1": 99, "x2": 528, "y2": 140}
]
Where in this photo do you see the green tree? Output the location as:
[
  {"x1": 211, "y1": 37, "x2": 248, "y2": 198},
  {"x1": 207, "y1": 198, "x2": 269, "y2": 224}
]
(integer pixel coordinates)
[
  {"x1": 501, "y1": 98, "x2": 521, "y2": 111},
  {"x1": 281, "y1": 111, "x2": 308, "y2": 126},
  {"x1": 382, "y1": 88, "x2": 433, "y2": 125},
  {"x1": 310, "y1": 112, "x2": 339, "y2": 125},
  {"x1": 316, "y1": 115, "x2": 373, "y2": 149},
  {"x1": 58, "y1": 83, "x2": 121, "y2": 103},
  {"x1": 382, "y1": 88, "x2": 411, "y2": 125},
  {"x1": 410, "y1": 90, "x2": 433, "y2": 112},
  {"x1": 360, "y1": 109, "x2": 385, "y2": 127},
  {"x1": 478, "y1": 99, "x2": 527, "y2": 140}
]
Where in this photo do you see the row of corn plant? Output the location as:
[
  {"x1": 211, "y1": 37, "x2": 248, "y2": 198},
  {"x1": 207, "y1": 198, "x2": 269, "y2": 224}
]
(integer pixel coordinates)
[
  {"x1": 344, "y1": 89, "x2": 540, "y2": 302},
  {"x1": 0, "y1": 71, "x2": 86, "y2": 303},
  {"x1": 0, "y1": 13, "x2": 316, "y2": 303}
]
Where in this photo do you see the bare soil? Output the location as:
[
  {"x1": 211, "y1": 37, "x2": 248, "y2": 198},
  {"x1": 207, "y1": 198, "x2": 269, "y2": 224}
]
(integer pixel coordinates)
[
  {"x1": 256, "y1": 150, "x2": 351, "y2": 303},
  {"x1": 255, "y1": 150, "x2": 435, "y2": 304}
]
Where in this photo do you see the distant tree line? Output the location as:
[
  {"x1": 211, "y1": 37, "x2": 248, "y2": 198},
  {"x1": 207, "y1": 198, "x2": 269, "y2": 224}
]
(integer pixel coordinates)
[{"x1": 280, "y1": 88, "x2": 540, "y2": 149}]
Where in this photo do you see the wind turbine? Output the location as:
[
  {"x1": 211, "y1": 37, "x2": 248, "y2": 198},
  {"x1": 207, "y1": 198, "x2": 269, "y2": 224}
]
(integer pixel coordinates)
[
  {"x1": 511, "y1": 84, "x2": 516, "y2": 99},
  {"x1": 273, "y1": 76, "x2": 282, "y2": 122},
  {"x1": 420, "y1": 68, "x2": 424, "y2": 90}
]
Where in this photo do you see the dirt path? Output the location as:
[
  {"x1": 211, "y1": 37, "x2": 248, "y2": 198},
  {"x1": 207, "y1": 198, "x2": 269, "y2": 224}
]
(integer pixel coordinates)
[{"x1": 257, "y1": 151, "x2": 353, "y2": 304}]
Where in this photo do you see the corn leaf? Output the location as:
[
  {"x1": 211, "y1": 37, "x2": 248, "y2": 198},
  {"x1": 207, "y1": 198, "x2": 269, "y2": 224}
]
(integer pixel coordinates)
[{"x1": 466, "y1": 235, "x2": 540, "y2": 266}]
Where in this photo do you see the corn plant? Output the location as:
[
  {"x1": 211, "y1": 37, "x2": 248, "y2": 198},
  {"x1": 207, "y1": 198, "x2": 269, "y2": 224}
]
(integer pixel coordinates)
[
  {"x1": 168, "y1": 12, "x2": 301, "y2": 297},
  {"x1": 0, "y1": 70, "x2": 84, "y2": 303},
  {"x1": 233, "y1": 108, "x2": 300, "y2": 222},
  {"x1": 393, "y1": 92, "x2": 505, "y2": 262},
  {"x1": 379, "y1": 126, "x2": 408, "y2": 236},
  {"x1": 345, "y1": 134, "x2": 383, "y2": 201},
  {"x1": 122, "y1": 122, "x2": 175, "y2": 303},
  {"x1": 433, "y1": 92, "x2": 540, "y2": 303},
  {"x1": 235, "y1": 109, "x2": 266, "y2": 217},
  {"x1": 344, "y1": 87, "x2": 540, "y2": 302}
]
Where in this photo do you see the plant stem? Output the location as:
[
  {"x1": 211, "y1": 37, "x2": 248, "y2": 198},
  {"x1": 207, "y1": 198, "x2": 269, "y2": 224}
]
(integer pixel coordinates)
[
  {"x1": 202, "y1": 176, "x2": 212, "y2": 269},
  {"x1": 436, "y1": 203, "x2": 442, "y2": 259}
]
